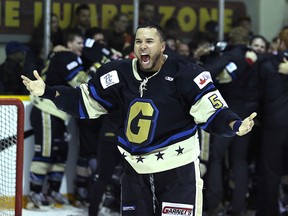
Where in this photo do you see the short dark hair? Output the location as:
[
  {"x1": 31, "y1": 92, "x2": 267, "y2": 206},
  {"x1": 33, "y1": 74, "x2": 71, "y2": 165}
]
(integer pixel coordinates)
[
  {"x1": 63, "y1": 28, "x2": 83, "y2": 46},
  {"x1": 85, "y1": 27, "x2": 104, "y2": 39},
  {"x1": 250, "y1": 34, "x2": 268, "y2": 47},
  {"x1": 75, "y1": 4, "x2": 90, "y2": 15},
  {"x1": 136, "y1": 22, "x2": 166, "y2": 42}
]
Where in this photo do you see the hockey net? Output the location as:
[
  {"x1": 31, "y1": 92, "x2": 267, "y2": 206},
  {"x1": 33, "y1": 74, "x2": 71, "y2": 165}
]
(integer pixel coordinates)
[{"x1": 0, "y1": 98, "x2": 24, "y2": 216}]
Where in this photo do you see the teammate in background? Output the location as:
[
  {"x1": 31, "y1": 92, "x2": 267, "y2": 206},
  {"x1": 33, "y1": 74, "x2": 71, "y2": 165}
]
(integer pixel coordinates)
[
  {"x1": 22, "y1": 22, "x2": 256, "y2": 216},
  {"x1": 85, "y1": 27, "x2": 107, "y2": 45},
  {"x1": 250, "y1": 35, "x2": 268, "y2": 54},
  {"x1": 255, "y1": 28, "x2": 288, "y2": 216},
  {"x1": 204, "y1": 26, "x2": 259, "y2": 216},
  {"x1": 26, "y1": 29, "x2": 89, "y2": 210},
  {"x1": 81, "y1": 29, "x2": 123, "y2": 215},
  {"x1": 72, "y1": 29, "x2": 122, "y2": 208}
]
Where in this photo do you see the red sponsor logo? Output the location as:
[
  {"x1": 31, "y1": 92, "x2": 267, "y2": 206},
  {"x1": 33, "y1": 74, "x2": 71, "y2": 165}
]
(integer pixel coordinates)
[
  {"x1": 199, "y1": 77, "x2": 207, "y2": 85},
  {"x1": 162, "y1": 206, "x2": 193, "y2": 215}
]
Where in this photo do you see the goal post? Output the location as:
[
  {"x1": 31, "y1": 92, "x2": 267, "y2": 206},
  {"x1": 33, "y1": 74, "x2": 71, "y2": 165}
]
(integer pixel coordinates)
[{"x1": 0, "y1": 98, "x2": 24, "y2": 216}]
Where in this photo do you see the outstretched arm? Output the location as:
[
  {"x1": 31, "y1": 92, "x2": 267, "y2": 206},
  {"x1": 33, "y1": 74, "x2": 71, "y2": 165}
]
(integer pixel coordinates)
[
  {"x1": 229, "y1": 112, "x2": 257, "y2": 136},
  {"x1": 21, "y1": 70, "x2": 58, "y2": 97}
]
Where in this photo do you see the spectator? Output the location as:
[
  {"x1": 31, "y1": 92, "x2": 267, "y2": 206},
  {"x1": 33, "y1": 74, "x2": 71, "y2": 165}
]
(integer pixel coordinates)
[
  {"x1": 69, "y1": 3, "x2": 91, "y2": 36},
  {"x1": 139, "y1": 1, "x2": 157, "y2": 24},
  {"x1": 0, "y1": 41, "x2": 29, "y2": 95},
  {"x1": 106, "y1": 13, "x2": 132, "y2": 54},
  {"x1": 176, "y1": 41, "x2": 196, "y2": 62},
  {"x1": 24, "y1": 13, "x2": 63, "y2": 79},
  {"x1": 164, "y1": 17, "x2": 181, "y2": 40}
]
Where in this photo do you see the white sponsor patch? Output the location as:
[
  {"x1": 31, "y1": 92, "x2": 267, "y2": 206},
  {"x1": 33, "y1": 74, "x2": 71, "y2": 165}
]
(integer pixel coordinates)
[
  {"x1": 162, "y1": 202, "x2": 194, "y2": 216},
  {"x1": 122, "y1": 206, "x2": 136, "y2": 211},
  {"x1": 100, "y1": 70, "x2": 120, "y2": 89},
  {"x1": 85, "y1": 38, "x2": 95, "y2": 48},
  {"x1": 165, "y1": 76, "x2": 174, "y2": 81},
  {"x1": 102, "y1": 47, "x2": 111, "y2": 55},
  {"x1": 225, "y1": 62, "x2": 237, "y2": 73},
  {"x1": 66, "y1": 61, "x2": 78, "y2": 70},
  {"x1": 77, "y1": 56, "x2": 83, "y2": 64},
  {"x1": 193, "y1": 71, "x2": 212, "y2": 89}
]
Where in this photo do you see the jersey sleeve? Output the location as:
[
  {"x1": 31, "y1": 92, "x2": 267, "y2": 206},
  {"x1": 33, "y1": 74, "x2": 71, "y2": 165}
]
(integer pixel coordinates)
[
  {"x1": 44, "y1": 52, "x2": 89, "y2": 87},
  {"x1": 175, "y1": 63, "x2": 240, "y2": 136},
  {"x1": 51, "y1": 61, "x2": 124, "y2": 119}
]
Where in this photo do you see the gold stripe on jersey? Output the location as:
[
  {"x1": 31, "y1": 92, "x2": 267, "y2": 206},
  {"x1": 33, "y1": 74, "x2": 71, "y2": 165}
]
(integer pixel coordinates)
[
  {"x1": 118, "y1": 133, "x2": 200, "y2": 174},
  {"x1": 194, "y1": 158, "x2": 204, "y2": 216},
  {"x1": 190, "y1": 90, "x2": 228, "y2": 124},
  {"x1": 68, "y1": 71, "x2": 90, "y2": 88},
  {"x1": 30, "y1": 161, "x2": 51, "y2": 175},
  {"x1": 79, "y1": 84, "x2": 108, "y2": 118},
  {"x1": 200, "y1": 129, "x2": 210, "y2": 162},
  {"x1": 30, "y1": 161, "x2": 65, "y2": 174},
  {"x1": 76, "y1": 165, "x2": 90, "y2": 178},
  {"x1": 215, "y1": 69, "x2": 233, "y2": 84},
  {"x1": 42, "y1": 111, "x2": 51, "y2": 157},
  {"x1": 50, "y1": 163, "x2": 66, "y2": 172},
  {"x1": 30, "y1": 95, "x2": 70, "y2": 121}
]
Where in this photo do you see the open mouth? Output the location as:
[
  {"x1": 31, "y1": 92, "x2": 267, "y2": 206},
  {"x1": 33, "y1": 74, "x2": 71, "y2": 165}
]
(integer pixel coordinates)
[{"x1": 141, "y1": 54, "x2": 150, "y2": 64}]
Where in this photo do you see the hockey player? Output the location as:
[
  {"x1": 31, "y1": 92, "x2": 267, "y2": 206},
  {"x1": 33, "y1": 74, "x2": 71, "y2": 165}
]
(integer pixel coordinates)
[
  {"x1": 73, "y1": 34, "x2": 122, "y2": 208},
  {"x1": 26, "y1": 28, "x2": 89, "y2": 210},
  {"x1": 22, "y1": 22, "x2": 256, "y2": 216}
]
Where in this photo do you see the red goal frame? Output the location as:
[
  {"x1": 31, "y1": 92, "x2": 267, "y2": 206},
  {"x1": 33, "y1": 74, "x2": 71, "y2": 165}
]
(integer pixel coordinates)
[{"x1": 0, "y1": 98, "x2": 24, "y2": 216}]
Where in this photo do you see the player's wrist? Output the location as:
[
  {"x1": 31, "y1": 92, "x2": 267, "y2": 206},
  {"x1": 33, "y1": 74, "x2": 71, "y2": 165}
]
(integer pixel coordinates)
[
  {"x1": 41, "y1": 86, "x2": 57, "y2": 100},
  {"x1": 232, "y1": 120, "x2": 242, "y2": 132}
]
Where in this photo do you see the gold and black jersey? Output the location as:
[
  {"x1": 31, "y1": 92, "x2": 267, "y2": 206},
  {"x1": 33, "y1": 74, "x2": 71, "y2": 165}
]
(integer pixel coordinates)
[
  {"x1": 82, "y1": 38, "x2": 122, "y2": 71},
  {"x1": 51, "y1": 55, "x2": 241, "y2": 173},
  {"x1": 43, "y1": 51, "x2": 89, "y2": 88},
  {"x1": 33, "y1": 51, "x2": 89, "y2": 119}
]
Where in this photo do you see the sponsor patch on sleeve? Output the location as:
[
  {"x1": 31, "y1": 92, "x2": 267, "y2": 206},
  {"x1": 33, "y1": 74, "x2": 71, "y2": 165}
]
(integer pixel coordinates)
[
  {"x1": 225, "y1": 62, "x2": 237, "y2": 73},
  {"x1": 193, "y1": 71, "x2": 212, "y2": 89},
  {"x1": 66, "y1": 61, "x2": 78, "y2": 70},
  {"x1": 162, "y1": 202, "x2": 194, "y2": 216},
  {"x1": 100, "y1": 70, "x2": 120, "y2": 89},
  {"x1": 84, "y1": 38, "x2": 95, "y2": 48}
]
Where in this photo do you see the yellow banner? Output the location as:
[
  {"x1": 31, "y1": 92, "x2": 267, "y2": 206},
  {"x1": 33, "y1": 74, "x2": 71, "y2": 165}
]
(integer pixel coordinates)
[{"x1": 0, "y1": 0, "x2": 246, "y2": 37}]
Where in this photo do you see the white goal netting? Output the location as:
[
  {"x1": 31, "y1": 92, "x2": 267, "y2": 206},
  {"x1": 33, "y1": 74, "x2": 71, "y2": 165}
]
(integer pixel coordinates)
[{"x1": 0, "y1": 99, "x2": 24, "y2": 216}]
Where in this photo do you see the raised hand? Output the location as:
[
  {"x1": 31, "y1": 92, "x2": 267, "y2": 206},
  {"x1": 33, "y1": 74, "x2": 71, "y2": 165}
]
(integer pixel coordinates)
[
  {"x1": 21, "y1": 70, "x2": 46, "y2": 96},
  {"x1": 237, "y1": 112, "x2": 257, "y2": 136},
  {"x1": 278, "y1": 57, "x2": 288, "y2": 74}
]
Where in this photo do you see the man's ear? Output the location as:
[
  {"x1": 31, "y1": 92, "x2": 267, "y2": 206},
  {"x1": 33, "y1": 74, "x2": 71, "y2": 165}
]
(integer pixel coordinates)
[{"x1": 161, "y1": 41, "x2": 166, "y2": 52}]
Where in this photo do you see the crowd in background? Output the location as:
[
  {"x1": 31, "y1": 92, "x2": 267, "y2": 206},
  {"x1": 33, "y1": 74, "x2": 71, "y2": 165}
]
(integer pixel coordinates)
[{"x1": 1, "y1": 2, "x2": 288, "y2": 216}]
